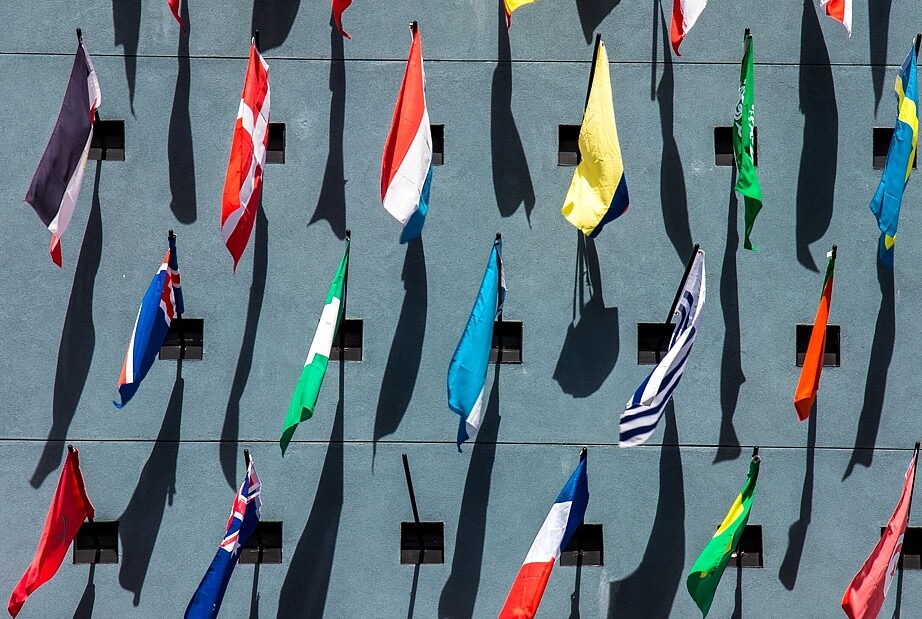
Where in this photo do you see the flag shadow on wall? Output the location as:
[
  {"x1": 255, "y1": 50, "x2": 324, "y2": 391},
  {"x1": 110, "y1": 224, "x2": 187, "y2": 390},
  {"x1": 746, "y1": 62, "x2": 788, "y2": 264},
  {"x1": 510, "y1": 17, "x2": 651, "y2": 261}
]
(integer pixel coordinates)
[
  {"x1": 72, "y1": 564, "x2": 95, "y2": 619},
  {"x1": 251, "y1": 0, "x2": 301, "y2": 52},
  {"x1": 221, "y1": 205, "x2": 269, "y2": 490},
  {"x1": 31, "y1": 164, "x2": 103, "y2": 489},
  {"x1": 778, "y1": 408, "x2": 816, "y2": 590},
  {"x1": 553, "y1": 234, "x2": 618, "y2": 398},
  {"x1": 438, "y1": 362, "x2": 502, "y2": 618},
  {"x1": 168, "y1": 0, "x2": 197, "y2": 225},
  {"x1": 373, "y1": 239, "x2": 427, "y2": 464},
  {"x1": 119, "y1": 363, "x2": 184, "y2": 605},
  {"x1": 608, "y1": 402, "x2": 685, "y2": 618},
  {"x1": 575, "y1": 0, "x2": 620, "y2": 44},
  {"x1": 112, "y1": 0, "x2": 141, "y2": 114}
]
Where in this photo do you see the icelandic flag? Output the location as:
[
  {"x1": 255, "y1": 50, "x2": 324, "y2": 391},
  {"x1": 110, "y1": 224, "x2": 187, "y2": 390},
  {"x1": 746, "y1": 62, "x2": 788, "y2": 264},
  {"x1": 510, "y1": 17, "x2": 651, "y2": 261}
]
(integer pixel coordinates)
[
  {"x1": 24, "y1": 36, "x2": 101, "y2": 267},
  {"x1": 186, "y1": 457, "x2": 262, "y2": 619},
  {"x1": 447, "y1": 236, "x2": 505, "y2": 450},
  {"x1": 499, "y1": 453, "x2": 589, "y2": 619},
  {"x1": 381, "y1": 22, "x2": 433, "y2": 244},
  {"x1": 114, "y1": 234, "x2": 184, "y2": 408}
]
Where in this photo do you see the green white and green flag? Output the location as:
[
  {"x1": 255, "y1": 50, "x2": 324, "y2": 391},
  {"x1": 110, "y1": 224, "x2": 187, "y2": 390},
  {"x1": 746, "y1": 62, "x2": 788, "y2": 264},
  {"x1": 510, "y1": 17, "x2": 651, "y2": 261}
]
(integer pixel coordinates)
[
  {"x1": 733, "y1": 32, "x2": 763, "y2": 251},
  {"x1": 280, "y1": 240, "x2": 350, "y2": 455},
  {"x1": 686, "y1": 454, "x2": 761, "y2": 617}
]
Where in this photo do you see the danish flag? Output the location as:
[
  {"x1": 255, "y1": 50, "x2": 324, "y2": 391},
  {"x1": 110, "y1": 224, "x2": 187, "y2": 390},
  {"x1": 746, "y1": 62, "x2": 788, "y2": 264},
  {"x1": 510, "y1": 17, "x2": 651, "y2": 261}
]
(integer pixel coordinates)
[{"x1": 221, "y1": 40, "x2": 270, "y2": 270}]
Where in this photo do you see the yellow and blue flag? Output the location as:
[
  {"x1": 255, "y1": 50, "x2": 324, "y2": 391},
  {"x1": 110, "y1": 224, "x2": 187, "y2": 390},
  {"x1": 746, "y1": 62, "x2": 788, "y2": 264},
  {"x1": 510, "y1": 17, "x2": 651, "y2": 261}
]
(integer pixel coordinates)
[
  {"x1": 562, "y1": 40, "x2": 629, "y2": 238},
  {"x1": 869, "y1": 40, "x2": 918, "y2": 269}
]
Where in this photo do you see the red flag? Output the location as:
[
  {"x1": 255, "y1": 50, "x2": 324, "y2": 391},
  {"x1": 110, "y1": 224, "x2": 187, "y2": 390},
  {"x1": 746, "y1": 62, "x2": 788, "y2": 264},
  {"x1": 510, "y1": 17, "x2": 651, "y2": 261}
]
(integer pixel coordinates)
[
  {"x1": 167, "y1": 0, "x2": 188, "y2": 34},
  {"x1": 221, "y1": 41, "x2": 270, "y2": 270},
  {"x1": 8, "y1": 448, "x2": 95, "y2": 618},
  {"x1": 794, "y1": 247, "x2": 835, "y2": 421},
  {"x1": 842, "y1": 448, "x2": 918, "y2": 619},
  {"x1": 332, "y1": 0, "x2": 353, "y2": 39}
]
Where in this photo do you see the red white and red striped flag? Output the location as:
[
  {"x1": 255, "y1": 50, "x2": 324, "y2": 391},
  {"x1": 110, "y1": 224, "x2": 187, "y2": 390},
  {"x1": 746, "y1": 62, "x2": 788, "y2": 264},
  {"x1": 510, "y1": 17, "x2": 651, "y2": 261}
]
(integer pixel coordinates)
[
  {"x1": 221, "y1": 40, "x2": 270, "y2": 270},
  {"x1": 821, "y1": 0, "x2": 852, "y2": 35},
  {"x1": 670, "y1": 0, "x2": 707, "y2": 55},
  {"x1": 842, "y1": 447, "x2": 918, "y2": 619}
]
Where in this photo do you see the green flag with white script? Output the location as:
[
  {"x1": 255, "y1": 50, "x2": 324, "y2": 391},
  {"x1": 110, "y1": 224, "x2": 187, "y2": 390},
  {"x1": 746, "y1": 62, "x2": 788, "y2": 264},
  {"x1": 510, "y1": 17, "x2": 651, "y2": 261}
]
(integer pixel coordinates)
[{"x1": 734, "y1": 32, "x2": 763, "y2": 251}]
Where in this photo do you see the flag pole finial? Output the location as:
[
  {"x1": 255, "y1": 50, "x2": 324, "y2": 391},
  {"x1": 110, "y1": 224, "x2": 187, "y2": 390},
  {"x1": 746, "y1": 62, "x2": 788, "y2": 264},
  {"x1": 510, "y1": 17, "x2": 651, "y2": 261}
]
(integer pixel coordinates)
[
  {"x1": 752, "y1": 446, "x2": 759, "y2": 459},
  {"x1": 253, "y1": 30, "x2": 260, "y2": 52},
  {"x1": 831, "y1": 244, "x2": 837, "y2": 259},
  {"x1": 168, "y1": 229, "x2": 176, "y2": 241},
  {"x1": 76, "y1": 28, "x2": 83, "y2": 43},
  {"x1": 495, "y1": 232, "x2": 502, "y2": 241},
  {"x1": 915, "y1": 34, "x2": 921, "y2": 59},
  {"x1": 345, "y1": 229, "x2": 351, "y2": 241},
  {"x1": 744, "y1": 27, "x2": 751, "y2": 38},
  {"x1": 579, "y1": 447, "x2": 588, "y2": 461},
  {"x1": 410, "y1": 21, "x2": 418, "y2": 33},
  {"x1": 67, "y1": 444, "x2": 75, "y2": 453},
  {"x1": 243, "y1": 449, "x2": 250, "y2": 467},
  {"x1": 915, "y1": 441, "x2": 920, "y2": 452}
]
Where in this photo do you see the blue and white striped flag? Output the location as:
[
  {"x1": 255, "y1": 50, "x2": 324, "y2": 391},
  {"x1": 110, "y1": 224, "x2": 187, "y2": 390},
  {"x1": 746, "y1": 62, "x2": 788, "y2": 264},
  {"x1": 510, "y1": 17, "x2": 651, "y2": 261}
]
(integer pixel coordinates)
[
  {"x1": 448, "y1": 236, "x2": 506, "y2": 450},
  {"x1": 620, "y1": 249, "x2": 705, "y2": 447}
]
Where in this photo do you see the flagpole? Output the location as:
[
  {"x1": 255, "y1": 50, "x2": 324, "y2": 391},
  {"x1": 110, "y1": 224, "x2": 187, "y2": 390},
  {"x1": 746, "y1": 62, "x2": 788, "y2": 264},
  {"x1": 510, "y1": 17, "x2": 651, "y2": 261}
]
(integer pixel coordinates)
[
  {"x1": 655, "y1": 243, "x2": 700, "y2": 362},
  {"x1": 253, "y1": 29, "x2": 260, "y2": 52},
  {"x1": 584, "y1": 33, "x2": 602, "y2": 112},
  {"x1": 907, "y1": 442, "x2": 920, "y2": 524},
  {"x1": 243, "y1": 448, "x2": 250, "y2": 468},
  {"x1": 915, "y1": 33, "x2": 921, "y2": 59},
  {"x1": 76, "y1": 28, "x2": 82, "y2": 43},
  {"x1": 495, "y1": 232, "x2": 504, "y2": 364},
  {"x1": 340, "y1": 230, "x2": 350, "y2": 362},
  {"x1": 402, "y1": 453, "x2": 426, "y2": 564},
  {"x1": 168, "y1": 229, "x2": 185, "y2": 359}
]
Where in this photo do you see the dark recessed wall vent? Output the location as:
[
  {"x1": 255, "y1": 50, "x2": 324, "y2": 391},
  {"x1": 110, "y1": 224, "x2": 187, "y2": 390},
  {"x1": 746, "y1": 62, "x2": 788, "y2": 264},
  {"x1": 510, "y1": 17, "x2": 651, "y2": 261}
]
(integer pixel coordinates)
[
  {"x1": 239, "y1": 521, "x2": 283, "y2": 564},
  {"x1": 714, "y1": 126, "x2": 758, "y2": 167},
  {"x1": 159, "y1": 318, "x2": 204, "y2": 360},
  {"x1": 490, "y1": 320, "x2": 522, "y2": 364},
  {"x1": 400, "y1": 521, "x2": 444, "y2": 564},
  {"x1": 560, "y1": 523, "x2": 604, "y2": 566},
  {"x1": 873, "y1": 127, "x2": 918, "y2": 169},
  {"x1": 73, "y1": 521, "x2": 119, "y2": 564},
  {"x1": 266, "y1": 123, "x2": 286, "y2": 164},
  {"x1": 795, "y1": 324, "x2": 840, "y2": 367},
  {"x1": 728, "y1": 524, "x2": 763, "y2": 567},
  {"x1": 637, "y1": 323, "x2": 674, "y2": 364},
  {"x1": 558, "y1": 125, "x2": 581, "y2": 166},
  {"x1": 431, "y1": 124, "x2": 444, "y2": 166},
  {"x1": 89, "y1": 120, "x2": 125, "y2": 161},
  {"x1": 331, "y1": 318, "x2": 363, "y2": 361},
  {"x1": 881, "y1": 526, "x2": 922, "y2": 569}
]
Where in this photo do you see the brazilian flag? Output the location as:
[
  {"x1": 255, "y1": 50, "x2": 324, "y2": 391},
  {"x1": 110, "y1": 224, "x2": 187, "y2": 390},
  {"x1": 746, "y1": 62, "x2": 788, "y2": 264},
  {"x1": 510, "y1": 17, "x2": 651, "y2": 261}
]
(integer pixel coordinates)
[{"x1": 687, "y1": 455, "x2": 761, "y2": 617}]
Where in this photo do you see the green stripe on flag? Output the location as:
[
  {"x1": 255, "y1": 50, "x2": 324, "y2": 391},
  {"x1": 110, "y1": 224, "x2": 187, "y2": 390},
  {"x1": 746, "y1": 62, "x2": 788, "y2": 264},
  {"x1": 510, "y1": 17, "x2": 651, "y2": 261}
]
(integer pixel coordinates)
[
  {"x1": 734, "y1": 34, "x2": 763, "y2": 251},
  {"x1": 687, "y1": 455, "x2": 761, "y2": 617},
  {"x1": 280, "y1": 240, "x2": 350, "y2": 455}
]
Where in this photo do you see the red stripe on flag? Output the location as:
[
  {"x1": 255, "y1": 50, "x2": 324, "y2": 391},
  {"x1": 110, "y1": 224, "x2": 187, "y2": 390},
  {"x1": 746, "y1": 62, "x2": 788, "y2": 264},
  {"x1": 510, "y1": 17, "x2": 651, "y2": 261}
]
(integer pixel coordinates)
[
  {"x1": 49, "y1": 234, "x2": 62, "y2": 267},
  {"x1": 498, "y1": 560, "x2": 556, "y2": 619}
]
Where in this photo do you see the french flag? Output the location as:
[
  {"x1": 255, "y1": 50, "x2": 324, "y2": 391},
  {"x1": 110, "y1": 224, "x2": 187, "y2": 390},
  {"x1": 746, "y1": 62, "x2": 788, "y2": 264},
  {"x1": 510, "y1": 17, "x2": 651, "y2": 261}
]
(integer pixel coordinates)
[
  {"x1": 499, "y1": 453, "x2": 589, "y2": 619},
  {"x1": 381, "y1": 21, "x2": 433, "y2": 244},
  {"x1": 115, "y1": 234, "x2": 184, "y2": 408}
]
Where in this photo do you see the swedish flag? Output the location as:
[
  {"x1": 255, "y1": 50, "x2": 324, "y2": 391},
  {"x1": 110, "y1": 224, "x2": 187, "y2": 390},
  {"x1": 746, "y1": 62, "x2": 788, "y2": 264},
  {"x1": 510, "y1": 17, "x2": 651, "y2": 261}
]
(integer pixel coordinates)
[{"x1": 869, "y1": 40, "x2": 918, "y2": 269}]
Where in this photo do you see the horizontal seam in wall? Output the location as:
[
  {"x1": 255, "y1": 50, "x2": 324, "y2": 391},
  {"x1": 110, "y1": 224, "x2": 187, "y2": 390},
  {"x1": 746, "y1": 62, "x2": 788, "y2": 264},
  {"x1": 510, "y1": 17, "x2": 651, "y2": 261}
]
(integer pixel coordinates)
[
  {"x1": 0, "y1": 51, "x2": 907, "y2": 69},
  {"x1": 0, "y1": 437, "x2": 912, "y2": 451}
]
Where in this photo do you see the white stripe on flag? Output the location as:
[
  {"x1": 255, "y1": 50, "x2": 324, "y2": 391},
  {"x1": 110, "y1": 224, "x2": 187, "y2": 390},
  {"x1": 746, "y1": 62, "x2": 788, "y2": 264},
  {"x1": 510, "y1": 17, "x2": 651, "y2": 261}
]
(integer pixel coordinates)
[
  {"x1": 383, "y1": 114, "x2": 433, "y2": 225},
  {"x1": 522, "y1": 501, "x2": 573, "y2": 564},
  {"x1": 305, "y1": 298, "x2": 341, "y2": 366}
]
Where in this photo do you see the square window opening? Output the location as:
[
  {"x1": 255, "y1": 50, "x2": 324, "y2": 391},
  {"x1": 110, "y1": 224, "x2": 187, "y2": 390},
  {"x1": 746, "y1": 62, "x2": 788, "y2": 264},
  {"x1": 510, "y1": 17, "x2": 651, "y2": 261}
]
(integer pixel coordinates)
[
  {"x1": 240, "y1": 521, "x2": 283, "y2": 564},
  {"x1": 560, "y1": 523, "x2": 604, "y2": 566},
  {"x1": 401, "y1": 521, "x2": 444, "y2": 564},
  {"x1": 881, "y1": 526, "x2": 922, "y2": 569},
  {"x1": 558, "y1": 125, "x2": 581, "y2": 166},
  {"x1": 89, "y1": 120, "x2": 125, "y2": 161},
  {"x1": 490, "y1": 320, "x2": 522, "y2": 364},
  {"x1": 431, "y1": 124, "x2": 444, "y2": 165},
  {"x1": 637, "y1": 323, "x2": 674, "y2": 364},
  {"x1": 331, "y1": 318, "x2": 363, "y2": 361},
  {"x1": 795, "y1": 324, "x2": 840, "y2": 367},
  {"x1": 728, "y1": 524, "x2": 763, "y2": 568},
  {"x1": 74, "y1": 521, "x2": 119, "y2": 564},
  {"x1": 159, "y1": 318, "x2": 204, "y2": 360},
  {"x1": 714, "y1": 126, "x2": 758, "y2": 167},
  {"x1": 874, "y1": 127, "x2": 918, "y2": 169},
  {"x1": 266, "y1": 123, "x2": 286, "y2": 164}
]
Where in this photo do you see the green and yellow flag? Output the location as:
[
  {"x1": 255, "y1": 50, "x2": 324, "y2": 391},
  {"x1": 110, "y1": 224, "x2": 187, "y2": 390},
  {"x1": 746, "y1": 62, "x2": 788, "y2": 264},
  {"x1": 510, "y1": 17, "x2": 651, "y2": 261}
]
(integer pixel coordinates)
[
  {"x1": 734, "y1": 32, "x2": 763, "y2": 251},
  {"x1": 280, "y1": 239, "x2": 349, "y2": 455},
  {"x1": 687, "y1": 454, "x2": 761, "y2": 617}
]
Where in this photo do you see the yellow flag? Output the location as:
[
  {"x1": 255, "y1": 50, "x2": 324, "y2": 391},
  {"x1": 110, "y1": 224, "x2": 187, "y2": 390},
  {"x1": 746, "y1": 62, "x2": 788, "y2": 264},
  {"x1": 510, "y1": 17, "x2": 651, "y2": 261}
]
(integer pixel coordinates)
[
  {"x1": 561, "y1": 41, "x2": 629, "y2": 237},
  {"x1": 503, "y1": 0, "x2": 538, "y2": 22}
]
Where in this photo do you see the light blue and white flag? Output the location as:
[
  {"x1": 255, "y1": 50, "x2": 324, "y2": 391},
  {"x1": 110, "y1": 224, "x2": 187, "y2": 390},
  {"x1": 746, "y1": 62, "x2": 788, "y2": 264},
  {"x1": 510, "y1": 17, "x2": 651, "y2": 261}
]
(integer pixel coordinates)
[
  {"x1": 448, "y1": 236, "x2": 506, "y2": 450},
  {"x1": 620, "y1": 249, "x2": 705, "y2": 447}
]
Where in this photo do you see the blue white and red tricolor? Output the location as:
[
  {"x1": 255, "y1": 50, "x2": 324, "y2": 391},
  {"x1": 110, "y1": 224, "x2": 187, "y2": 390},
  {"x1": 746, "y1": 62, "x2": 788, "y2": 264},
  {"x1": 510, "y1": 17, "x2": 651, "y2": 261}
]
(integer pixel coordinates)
[
  {"x1": 114, "y1": 235, "x2": 184, "y2": 408},
  {"x1": 381, "y1": 22, "x2": 433, "y2": 244},
  {"x1": 499, "y1": 454, "x2": 589, "y2": 619},
  {"x1": 186, "y1": 458, "x2": 262, "y2": 619},
  {"x1": 24, "y1": 36, "x2": 101, "y2": 267}
]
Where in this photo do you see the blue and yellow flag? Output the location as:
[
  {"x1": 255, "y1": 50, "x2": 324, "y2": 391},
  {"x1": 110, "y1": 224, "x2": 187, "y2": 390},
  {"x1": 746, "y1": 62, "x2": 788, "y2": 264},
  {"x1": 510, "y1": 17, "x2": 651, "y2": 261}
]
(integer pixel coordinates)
[
  {"x1": 869, "y1": 41, "x2": 918, "y2": 269},
  {"x1": 561, "y1": 40, "x2": 629, "y2": 238}
]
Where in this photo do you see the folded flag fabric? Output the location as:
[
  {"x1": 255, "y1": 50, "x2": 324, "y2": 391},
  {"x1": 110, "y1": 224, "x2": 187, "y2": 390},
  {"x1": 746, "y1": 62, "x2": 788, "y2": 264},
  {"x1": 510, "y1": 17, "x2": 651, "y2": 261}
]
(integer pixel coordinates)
[
  {"x1": 687, "y1": 453, "x2": 760, "y2": 617},
  {"x1": 734, "y1": 32, "x2": 763, "y2": 251},
  {"x1": 221, "y1": 39, "x2": 270, "y2": 270},
  {"x1": 115, "y1": 235, "x2": 184, "y2": 408},
  {"x1": 620, "y1": 249, "x2": 705, "y2": 447},
  {"x1": 793, "y1": 247, "x2": 836, "y2": 421},
  {"x1": 168, "y1": 0, "x2": 187, "y2": 32},
  {"x1": 447, "y1": 236, "x2": 506, "y2": 450},
  {"x1": 186, "y1": 457, "x2": 262, "y2": 619},
  {"x1": 503, "y1": 0, "x2": 537, "y2": 26},
  {"x1": 281, "y1": 239, "x2": 350, "y2": 454},
  {"x1": 842, "y1": 447, "x2": 918, "y2": 619},
  {"x1": 332, "y1": 0, "x2": 352, "y2": 39},
  {"x1": 670, "y1": 0, "x2": 707, "y2": 55},
  {"x1": 498, "y1": 453, "x2": 589, "y2": 619},
  {"x1": 8, "y1": 447, "x2": 95, "y2": 618},
  {"x1": 561, "y1": 39, "x2": 630, "y2": 238},
  {"x1": 869, "y1": 40, "x2": 918, "y2": 270},
  {"x1": 24, "y1": 36, "x2": 101, "y2": 267},
  {"x1": 821, "y1": 0, "x2": 851, "y2": 35},
  {"x1": 381, "y1": 23, "x2": 432, "y2": 244}
]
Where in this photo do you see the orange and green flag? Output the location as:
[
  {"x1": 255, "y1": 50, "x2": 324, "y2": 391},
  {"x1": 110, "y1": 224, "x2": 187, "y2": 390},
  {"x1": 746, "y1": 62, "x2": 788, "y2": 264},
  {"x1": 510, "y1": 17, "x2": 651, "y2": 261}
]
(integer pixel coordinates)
[{"x1": 794, "y1": 245, "x2": 836, "y2": 421}]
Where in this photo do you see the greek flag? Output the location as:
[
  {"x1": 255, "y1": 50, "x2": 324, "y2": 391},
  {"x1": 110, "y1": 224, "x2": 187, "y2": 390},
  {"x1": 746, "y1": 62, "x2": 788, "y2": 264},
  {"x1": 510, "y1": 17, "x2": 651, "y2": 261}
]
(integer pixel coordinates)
[{"x1": 620, "y1": 249, "x2": 705, "y2": 447}]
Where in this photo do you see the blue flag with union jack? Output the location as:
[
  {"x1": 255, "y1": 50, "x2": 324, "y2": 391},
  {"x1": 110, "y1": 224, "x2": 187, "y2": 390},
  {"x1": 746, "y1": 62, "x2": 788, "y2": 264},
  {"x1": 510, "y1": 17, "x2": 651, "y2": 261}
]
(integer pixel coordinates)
[{"x1": 185, "y1": 457, "x2": 261, "y2": 619}]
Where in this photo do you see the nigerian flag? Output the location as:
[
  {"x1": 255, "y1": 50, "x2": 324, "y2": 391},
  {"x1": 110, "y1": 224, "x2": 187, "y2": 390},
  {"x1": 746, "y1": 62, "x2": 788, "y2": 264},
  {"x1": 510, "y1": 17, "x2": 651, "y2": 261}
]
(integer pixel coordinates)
[
  {"x1": 734, "y1": 32, "x2": 762, "y2": 251},
  {"x1": 687, "y1": 454, "x2": 761, "y2": 617},
  {"x1": 280, "y1": 239, "x2": 350, "y2": 455}
]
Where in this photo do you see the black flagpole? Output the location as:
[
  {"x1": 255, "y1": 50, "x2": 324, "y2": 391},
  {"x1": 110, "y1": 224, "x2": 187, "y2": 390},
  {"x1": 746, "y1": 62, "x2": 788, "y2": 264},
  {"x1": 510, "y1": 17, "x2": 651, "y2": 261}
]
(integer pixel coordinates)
[
  {"x1": 402, "y1": 453, "x2": 426, "y2": 563},
  {"x1": 584, "y1": 33, "x2": 602, "y2": 112},
  {"x1": 654, "y1": 243, "x2": 700, "y2": 362}
]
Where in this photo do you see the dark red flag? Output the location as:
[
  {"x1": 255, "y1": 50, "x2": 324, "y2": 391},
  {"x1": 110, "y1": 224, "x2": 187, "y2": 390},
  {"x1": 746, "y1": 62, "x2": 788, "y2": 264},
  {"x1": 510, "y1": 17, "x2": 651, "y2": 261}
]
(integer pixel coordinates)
[
  {"x1": 332, "y1": 0, "x2": 353, "y2": 39},
  {"x1": 8, "y1": 448, "x2": 94, "y2": 618}
]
